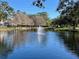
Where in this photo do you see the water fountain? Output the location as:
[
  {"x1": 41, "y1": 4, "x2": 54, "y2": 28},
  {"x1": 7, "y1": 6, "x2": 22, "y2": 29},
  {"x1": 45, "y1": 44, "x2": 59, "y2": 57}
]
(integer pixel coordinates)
[
  {"x1": 37, "y1": 25, "x2": 45, "y2": 35},
  {"x1": 37, "y1": 26, "x2": 46, "y2": 44}
]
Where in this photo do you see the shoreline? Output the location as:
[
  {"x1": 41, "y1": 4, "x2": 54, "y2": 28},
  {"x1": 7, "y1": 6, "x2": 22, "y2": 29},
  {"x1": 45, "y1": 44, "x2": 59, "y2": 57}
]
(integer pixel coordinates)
[{"x1": 0, "y1": 26, "x2": 79, "y2": 32}]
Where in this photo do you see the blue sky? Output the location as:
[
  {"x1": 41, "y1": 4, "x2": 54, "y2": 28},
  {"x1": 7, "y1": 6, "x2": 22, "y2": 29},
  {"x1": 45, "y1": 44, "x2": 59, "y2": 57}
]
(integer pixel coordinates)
[{"x1": 7, "y1": 0, "x2": 60, "y2": 19}]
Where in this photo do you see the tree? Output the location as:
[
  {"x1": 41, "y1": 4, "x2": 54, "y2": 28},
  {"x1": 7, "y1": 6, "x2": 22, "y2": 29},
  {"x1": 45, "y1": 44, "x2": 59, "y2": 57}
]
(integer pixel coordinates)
[
  {"x1": 46, "y1": 19, "x2": 52, "y2": 26},
  {"x1": 0, "y1": 0, "x2": 14, "y2": 22},
  {"x1": 57, "y1": 0, "x2": 79, "y2": 30}
]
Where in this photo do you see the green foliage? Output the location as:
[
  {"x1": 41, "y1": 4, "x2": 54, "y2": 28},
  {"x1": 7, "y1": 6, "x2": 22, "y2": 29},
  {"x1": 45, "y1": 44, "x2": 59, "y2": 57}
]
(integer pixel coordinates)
[
  {"x1": 46, "y1": 19, "x2": 52, "y2": 26},
  {"x1": 57, "y1": 0, "x2": 79, "y2": 29},
  {"x1": 57, "y1": 0, "x2": 79, "y2": 18},
  {"x1": 0, "y1": 1, "x2": 14, "y2": 21}
]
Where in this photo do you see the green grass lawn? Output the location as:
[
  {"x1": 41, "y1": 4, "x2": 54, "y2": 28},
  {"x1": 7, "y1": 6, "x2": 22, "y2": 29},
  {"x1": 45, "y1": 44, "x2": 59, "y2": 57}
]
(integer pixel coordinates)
[{"x1": 0, "y1": 26, "x2": 37, "y2": 31}]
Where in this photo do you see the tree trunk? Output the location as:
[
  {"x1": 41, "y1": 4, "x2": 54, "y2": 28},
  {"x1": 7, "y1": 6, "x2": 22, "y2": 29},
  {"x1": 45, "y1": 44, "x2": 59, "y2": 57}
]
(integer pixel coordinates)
[
  {"x1": 73, "y1": 19, "x2": 76, "y2": 31},
  {"x1": 73, "y1": 18, "x2": 78, "y2": 31}
]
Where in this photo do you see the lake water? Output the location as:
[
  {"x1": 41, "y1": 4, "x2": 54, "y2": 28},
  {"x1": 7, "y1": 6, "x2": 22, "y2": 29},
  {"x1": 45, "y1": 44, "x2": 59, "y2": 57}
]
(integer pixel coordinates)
[{"x1": 0, "y1": 30, "x2": 79, "y2": 59}]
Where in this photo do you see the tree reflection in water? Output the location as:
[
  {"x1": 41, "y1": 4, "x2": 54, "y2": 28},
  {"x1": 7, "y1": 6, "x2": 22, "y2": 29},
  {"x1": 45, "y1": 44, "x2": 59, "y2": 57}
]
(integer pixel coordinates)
[
  {"x1": 0, "y1": 30, "x2": 28, "y2": 59},
  {"x1": 57, "y1": 31, "x2": 79, "y2": 57},
  {"x1": 0, "y1": 30, "x2": 47, "y2": 59},
  {"x1": 0, "y1": 31, "x2": 13, "y2": 59}
]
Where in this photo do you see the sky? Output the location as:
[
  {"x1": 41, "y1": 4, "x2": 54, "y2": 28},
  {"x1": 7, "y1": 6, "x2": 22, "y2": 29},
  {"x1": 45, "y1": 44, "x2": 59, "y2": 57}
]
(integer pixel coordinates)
[{"x1": 7, "y1": 0, "x2": 60, "y2": 19}]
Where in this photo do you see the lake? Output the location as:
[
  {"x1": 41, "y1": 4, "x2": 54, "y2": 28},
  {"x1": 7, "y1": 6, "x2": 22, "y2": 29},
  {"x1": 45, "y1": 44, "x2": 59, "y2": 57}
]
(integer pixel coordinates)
[{"x1": 0, "y1": 30, "x2": 79, "y2": 59}]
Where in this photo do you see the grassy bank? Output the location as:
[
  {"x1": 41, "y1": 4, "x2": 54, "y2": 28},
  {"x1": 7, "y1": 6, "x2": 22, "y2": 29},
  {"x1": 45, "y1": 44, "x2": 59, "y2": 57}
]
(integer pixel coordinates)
[
  {"x1": 0, "y1": 26, "x2": 33, "y2": 31},
  {"x1": 0, "y1": 26, "x2": 79, "y2": 32},
  {"x1": 54, "y1": 27, "x2": 79, "y2": 32}
]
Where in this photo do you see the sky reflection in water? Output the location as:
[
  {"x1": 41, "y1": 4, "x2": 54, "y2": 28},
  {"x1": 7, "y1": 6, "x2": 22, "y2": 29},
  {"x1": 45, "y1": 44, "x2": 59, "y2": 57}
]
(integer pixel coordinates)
[{"x1": 0, "y1": 31, "x2": 78, "y2": 59}]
